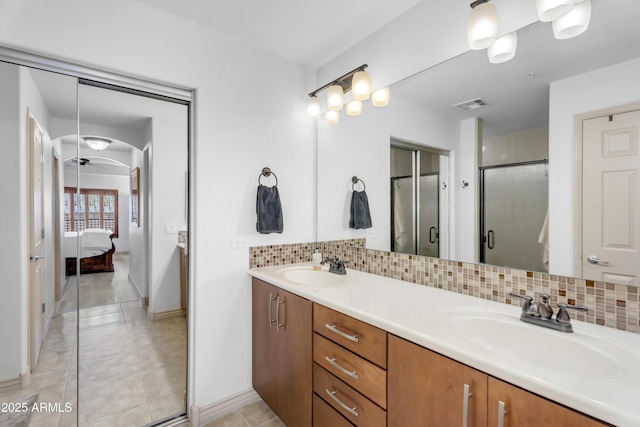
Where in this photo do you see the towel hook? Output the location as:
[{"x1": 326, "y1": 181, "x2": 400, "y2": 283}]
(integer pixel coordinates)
[
  {"x1": 352, "y1": 176, "x2": 366, "y2": 191},
  {"x1": 259, "y1": 167, "x2": 278, "y2": 187}
]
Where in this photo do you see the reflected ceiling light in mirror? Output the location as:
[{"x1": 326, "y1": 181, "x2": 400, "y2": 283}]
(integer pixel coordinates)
[
  {"x1": 346, "y1": 100, "x2": 363, "y2": 116},
  {"x1": 325, "y1": 110, "x2": 339, "y2": 124},
  {"x1": 307, "y1": 95, "x2": 321, "y2": 119},
  {"x1": 552, "y1": 0, "x2": 591, "y2": 39},
  {"x1": 327, "y1": 85, "x2": 344, "y2": 111},
  {"x1": 84, "y1": 137, "x2": 112, "y2": 151},
  {"x1": 372, "y1": 87, "x2": 390, "y2": 107},
  {"x1": 536, "y1": 0, "x2": 575, "y2": 22},
  {"x1": 488, "y1": 32, "x2": 517, "y2": 64},
  {"x1": 467, "y1": 0, "x2": 498, "y2": 50},
  {"x1": 351, "y1": 71, "x2": 371, "y2": 100}
]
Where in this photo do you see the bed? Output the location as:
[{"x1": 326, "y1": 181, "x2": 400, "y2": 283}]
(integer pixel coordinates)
[{"x1": 64, "y1": 228, "x2": 116, "y2": 276}]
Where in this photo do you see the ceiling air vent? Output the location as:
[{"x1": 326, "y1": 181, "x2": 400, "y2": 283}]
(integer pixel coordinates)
[{"x1": 451, "y1": 97, "x2": 488, "y2": 112}]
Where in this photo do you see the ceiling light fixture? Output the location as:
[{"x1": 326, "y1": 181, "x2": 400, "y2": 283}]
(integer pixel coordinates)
[
  {"x1": 306, "y1": 64, "x2": 390, "y2": 124},
  {"x1": 488, "y1": 31, "x2": 518, "y2": 63},
  {"x1": 84, "y1": 137, "x2": 112, "y2": 151},
  {"x1": 536, "y1": 0, "x2": 575, "y2": 22},
  {"x1": 552, "y1": 0, "x2": 591, "y2": 40},
  {"x1": 467, "y1": 0, "x2": 498, "y2": 50}
]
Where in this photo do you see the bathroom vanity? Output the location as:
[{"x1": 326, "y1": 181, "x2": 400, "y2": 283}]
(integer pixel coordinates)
[{"x1": 249, "y1": 265, "x2": 640, "y2": 427}]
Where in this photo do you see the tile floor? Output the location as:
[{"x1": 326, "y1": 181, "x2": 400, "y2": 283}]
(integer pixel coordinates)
[
  {"x1": 201, "y1": 400, "x2": 285, "y2": 427},
  {"x1": 0, "y1": 254, "x2": 187, "y2": 426}
]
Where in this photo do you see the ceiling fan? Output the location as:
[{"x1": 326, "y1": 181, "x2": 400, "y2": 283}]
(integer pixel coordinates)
[{"x1": 66, "y1": 157, "x2": 108, "y2": 169}]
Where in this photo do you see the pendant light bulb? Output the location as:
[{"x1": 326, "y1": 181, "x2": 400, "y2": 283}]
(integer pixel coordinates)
[
  {"x1": 467, "y1": 1, "x2": 498, "y2": 50},
  {"x1": 487, "y1": 32, "x2": 517, "y2": 64},
  {"x1": 371, "y1": 87, "x2": 390, "y2": 107},
  {"x1": 536, "y1": 0, "x2": 575, "y2": 22},
  {"x1": 346, "y1": 100, "x2": 363, "y2": 117},
  {"x1": 327, "y1": 85, "x2": 344, "y2": 111},
  {"x1": 351, "y1": 71, "x2": 371, "y2": 101},
  {"x1": 552, "y1": 0, "x2": 591, "y2": 40},
  {"x1": 306, "y1": 95, "x2": 321, "y2": 119},
  {"x1": 325, "y1": 110, "x2": 339, "y2": 124}
]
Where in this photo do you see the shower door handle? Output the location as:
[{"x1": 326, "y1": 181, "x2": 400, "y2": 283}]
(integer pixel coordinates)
[
  {"x1": 429, "y1": 226, "x2": 438, "y2": 243},
  {"x1": 487, "y1": 230, "x2": 495, "y2": 250}
]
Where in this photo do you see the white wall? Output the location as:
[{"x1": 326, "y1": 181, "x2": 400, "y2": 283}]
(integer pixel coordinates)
[
  {"x1": 456, "y1": 118, "x2": 480, "y2": 263},
  {"x1": 548, "y1": 57, "x2": 640, "y2": 277},
  {"x1": 129, "y1": 148, "x2": 147, "y2": 299},
  {"x1": 63, "y1": 171, "x2": 131, "y2": 252},
  {"x1": 0, "y1": 0, "x2": 315, "y2": 409},
  {"x1": 317, "y1": 96, "x2": 458, "y2": 251}
]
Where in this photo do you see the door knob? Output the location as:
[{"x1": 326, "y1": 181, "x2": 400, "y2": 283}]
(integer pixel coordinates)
[{"x1": 587, "y1": 255, "x2": 609, "y2": 265}]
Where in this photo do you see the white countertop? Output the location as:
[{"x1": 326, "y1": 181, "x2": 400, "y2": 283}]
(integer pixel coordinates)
[{"x1": 249, "y1": 263, "x2": 640, "y2": 427}]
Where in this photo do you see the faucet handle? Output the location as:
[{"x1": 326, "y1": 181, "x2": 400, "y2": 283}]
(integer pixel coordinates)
[
  {"x1": 556, "y1": 303, "x2": 588, "y2": 324},
  {"x1": 509, "y1": 292, "x2": 533, "y2": 314}
]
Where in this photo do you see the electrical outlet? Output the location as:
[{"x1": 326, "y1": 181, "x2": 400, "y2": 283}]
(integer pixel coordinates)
[
  {"x1": 366, "y1": 229, "x2": 376, "y2": 238},
  {"x1": 165, "y1": 223, "x2": 177, "y2": 234},
  {"x1": 232, "y1": 237, "x2": 249, "y2": 248}
]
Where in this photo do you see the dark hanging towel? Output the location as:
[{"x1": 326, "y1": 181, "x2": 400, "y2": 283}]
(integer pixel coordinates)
[
  {"x1": 256, "y1": 184, "x2": 283, "y2": 234},
  {"x1": 349, "y1": 190, "x2": 372, "y2": 229}
]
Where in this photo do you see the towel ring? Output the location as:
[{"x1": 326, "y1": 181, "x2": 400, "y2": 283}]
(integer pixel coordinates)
[
  {"x1": 351, "y1": 176, "x2": 365, "y2": 191},
  {"x1": 259, "y1": 167, "x2": 278, "y2": 186}
]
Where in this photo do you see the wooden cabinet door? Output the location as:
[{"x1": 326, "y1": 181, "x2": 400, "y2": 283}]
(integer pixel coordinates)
[
  {"x1": 388, "y1": 334, "x2": 488, "y2": 427},
  {"x1": 276, "y1": 287, "x2": 313, "y2": 427},
  {"x1": 252, "y1": 279, "x2": 279, "y2": 413},
  {"x1": 487, "y1": 377, "x2": 609, "y2": 427}
]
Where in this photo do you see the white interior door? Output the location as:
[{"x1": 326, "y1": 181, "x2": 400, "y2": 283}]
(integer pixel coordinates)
[
  {"x1": 28, "y1": 112, "x2": 45, "y2": 370},
  {"x1": 583, "y1": 110, "x2": 640, "y2": 285}
]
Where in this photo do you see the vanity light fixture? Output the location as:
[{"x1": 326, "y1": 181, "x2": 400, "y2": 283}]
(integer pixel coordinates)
[
  {"x1": 467, "y1": 0, "x2": 498, "y2": 50},
  {"x1": 306, "y1": 64, "x2": 390, "y2": 123},
  {"x1": 536, "y1": 0, "x2": 575, "y2": 22},
  {"x1": 552, "y1": 0, "x2": 591, "y2": 40},
  {"x1": 84, "y1": 137, "x2": 112, "y2": 151},
  {"x1": 488, "y1": 31, "x2": 517, "y2": 64}
]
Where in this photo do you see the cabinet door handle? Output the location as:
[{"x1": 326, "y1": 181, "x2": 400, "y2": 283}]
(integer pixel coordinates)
[
  {"x1": 268, "y1": 293, "x2": 276, "y2": 328},
  {"x1": 325, "y1": 388, "x2": 359, "y2": 417},
  {"x1": 276, "y1": 296, "x2": 284, "y2": 332},
  {"x1": 497, "y1": 400, "x2": 507, "y2": 427},
  {"x1": 325, "y1": 356, "x2": 359, "y2": 379},
  {"x1": 463, "y1": 383, "x2": 473, "y2": 427},
  {"x1": 325, "y1": 323, "x2": 359, "y2": 342}
]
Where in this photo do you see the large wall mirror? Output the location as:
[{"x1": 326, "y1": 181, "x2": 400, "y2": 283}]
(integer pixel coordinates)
[
  {"x1": 0, "y1": 56, "x2": 190, "y2": 425},
  {"x1": 317, "y1": 0, "x2": 640, "y2": 283}
]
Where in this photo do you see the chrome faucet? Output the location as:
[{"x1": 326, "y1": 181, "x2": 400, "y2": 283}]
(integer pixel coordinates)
[
  {"x1": 321, "y1": 256, "x2": 348, "y2": 275},
  {"x1": 509, "y1": 292, "x2": 588, "y2": 333}
]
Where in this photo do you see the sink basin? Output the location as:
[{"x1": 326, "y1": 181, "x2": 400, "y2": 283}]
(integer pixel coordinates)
[
  {"x1": 438, "y1": 307, "x2": 640, "y2": 378},
  {"x1": 278, "y1": 266, "x2": 354, "y2": 286}
]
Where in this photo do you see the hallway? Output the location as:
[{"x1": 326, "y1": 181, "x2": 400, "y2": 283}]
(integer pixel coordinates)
[{"x1": 0, "y1": 254, "x2": 187, "y2": 426}]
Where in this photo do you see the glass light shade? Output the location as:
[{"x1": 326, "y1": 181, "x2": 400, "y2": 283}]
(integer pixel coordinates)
[
  {"x1": 488, "y1": 32, "x2": 518, "y2": 64},
  {"x1": 346, "y1": 100, "x2": 363, "y2": 116},
  {"x1": 371, "y1": 87, "x2": 390, "y2": 107},
  {"x1": 325, "y1": 110, "x2": 339, "y2": 124},
  {"x1": 552, "y1": 0, "x2": 591, "y2": 40},
  {"x1": 351, "y1": 71, "x2": 371, "y2": 101},
  {"x1": 306, "y1": 96, "x2": 321, "y2": 119},
  {"x1": 467, "y1": 2, "x2": 498, "y2": 50},
  {"x1": 84, "y1": 137, "x2": 111, "y2": 151},
  {"x1": 327, "y1": 85, "x2": 344, "y2": 111},
  {"x1": 536, "y1": 0, "x2": 575, "y2": 22}
]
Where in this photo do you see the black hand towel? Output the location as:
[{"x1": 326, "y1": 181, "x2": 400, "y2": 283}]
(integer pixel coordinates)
[
  {"x1": 256, "y1": 184, "x2": 283, "y2": 234},
  {"x1": 349, "y1": 190, "x2": 372, "y2": 229}
]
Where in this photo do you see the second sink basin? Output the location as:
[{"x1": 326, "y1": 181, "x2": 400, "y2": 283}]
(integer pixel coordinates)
[
  {"x1": 278, "y1": 266, "x2": 354, "y2": 286},
  {"x1": 438, "y1": 307, "x2": 640, "y2": 379}
]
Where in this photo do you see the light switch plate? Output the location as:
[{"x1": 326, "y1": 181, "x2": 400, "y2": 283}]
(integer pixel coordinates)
[
  {"x1": 232, "y1": 237, "x2": 249, "y2": 248},
  {"x1": 366, "y1": 229, "x2": 376, "y2": 238},
  {"x1": 165, "y1": 223, "x2": 177, "y2": 234}
]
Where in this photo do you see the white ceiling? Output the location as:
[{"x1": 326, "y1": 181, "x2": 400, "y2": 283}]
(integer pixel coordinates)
[{"x1": 133, "y1": 0, "x2": 422, "y2": 69}]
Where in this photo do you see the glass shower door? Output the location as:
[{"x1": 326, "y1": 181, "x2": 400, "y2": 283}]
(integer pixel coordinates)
[
  {"x1": 418, "y1": 173, "x2": 439, "y2": 257},
  {"x1": 481, "y1": 161, "x2": 548, "y2": 272},
  {"x1": 391, "y1": 176, "x2": 414, "y2": 254}
]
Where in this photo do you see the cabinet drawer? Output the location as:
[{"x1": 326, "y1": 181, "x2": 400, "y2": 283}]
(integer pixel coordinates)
[
  {"x1": 314, "y1": 364, "x2": 386, "y2": 427},
  {"x1": 314, "y1": 333, "x2": 387, "y2": 409},
  {"x1": 313, "y1": 394, "x2": 354, "y2": 427},
  {"x1": 314, "y1": 303, "x2": 387, "y2": 368}
]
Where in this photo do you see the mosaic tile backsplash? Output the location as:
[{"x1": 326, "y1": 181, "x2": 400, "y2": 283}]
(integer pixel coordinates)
[{"x1": 249, "y1": 239, "x2": 639, "y2": 334}]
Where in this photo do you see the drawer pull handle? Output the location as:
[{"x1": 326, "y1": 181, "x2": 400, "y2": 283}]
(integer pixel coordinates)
[
  {"x1": 463, "y1": 383, "x2": 473, "y2": 427},
  {"x1": 325, "y1": 388, "x2": 359, "y2": 417},
  {"x1": 325, "y1": 356, "x2": 359, "y2": 379},
  {"x1": 497, "y1": 400, "x2": 507, "y2": 427},
  {"x1": 325, "y1": 323, "x2": 359, "y2": 342},
  {"x1": 268, "y1": 293, "x2": 276, "y2": 328}
]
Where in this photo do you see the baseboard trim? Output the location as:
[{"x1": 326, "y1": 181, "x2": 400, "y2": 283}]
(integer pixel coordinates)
[
  {"x1": 190, "y1": 388, "x2": 260, "y2": 427},
  {"x1": 128, "y1": 274, "x2": 147, "y2": 310},
  {"x1": 149, "y1": 309, "x2": 186, "y2": 321},
  {"x1": 0, "y1": 375, "x2": 22, "y2": 395}
]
